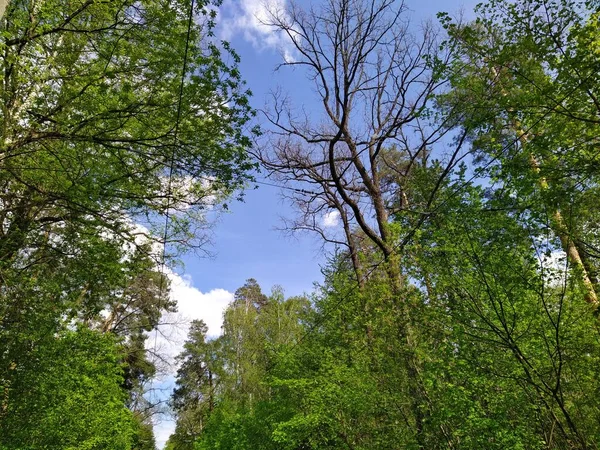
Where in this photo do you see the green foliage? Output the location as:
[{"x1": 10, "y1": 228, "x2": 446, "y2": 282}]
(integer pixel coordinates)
[
  {"x1": 0, "y1": 0, "x2": 256, "y2": 265},
  {"x1": 131, "y1": 414, "x2": 158, "y2": 450},
  {"x1": 168, "y1": 280, "x2": 311, "y2": 450},
  {"x1": 5, "y1": 0, "x2": 600, "y2": 448},
  {"x1": 0, "y1": 0, "x2": 256, "y2": 447},
  {"x1": 0, "y1": 327, "x2": 135, "y2": 449},
  {"x1": 167, "y1": 4, "x2": 600, "y2": 447}
]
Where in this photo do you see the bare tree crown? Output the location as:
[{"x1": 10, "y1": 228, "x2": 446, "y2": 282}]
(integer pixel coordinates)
[{"x1": 256, "y1": 0, "x2": 466, "y2": 282}]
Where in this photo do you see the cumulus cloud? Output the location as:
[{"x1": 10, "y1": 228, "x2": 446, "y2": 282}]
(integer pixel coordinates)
[
  {"x1": 322, "y1": 210, "x2": 341, "y2": 228},
  {"x1": 148, "y1": 271, "x2": 234, "y2": 449},
  {"x1": 170, "y1": 272, "x2": 233, "y2": 338},
  {"x1": 219, "y1": 0, "x2": 297, "y2": 62},
  {"x1": 125, "y1": 222, "x2": 232, "y2": 370},
  {"x1": 148, "y1": 270, "x2": 234, "y2": 371}
]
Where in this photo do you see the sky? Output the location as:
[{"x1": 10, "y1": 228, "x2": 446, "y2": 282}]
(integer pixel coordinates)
[{"x1": 152, "y1": 0, "x2": 480, "y2": 447}]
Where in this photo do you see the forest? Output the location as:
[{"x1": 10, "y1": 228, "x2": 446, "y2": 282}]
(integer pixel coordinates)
[{"x1": 1, "y1": 0, "x2": 600, "y2": 449}]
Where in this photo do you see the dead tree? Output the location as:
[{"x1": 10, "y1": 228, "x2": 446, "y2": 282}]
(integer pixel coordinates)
[
  {"x1": 254, "y1": 0, "x2": 469, "y2": 445},
  {"x1": 256, "y1": 0, "x2": 467, "y2": 284}
]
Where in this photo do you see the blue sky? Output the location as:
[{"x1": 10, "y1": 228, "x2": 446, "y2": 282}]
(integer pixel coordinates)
[{"x1": 154, "y1": 0, "x2": 480, "y2": 446}]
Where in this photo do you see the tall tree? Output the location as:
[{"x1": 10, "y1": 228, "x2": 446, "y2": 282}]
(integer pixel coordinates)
[
  {"x1": 439, "y1": 0, "x2": 600, "y2": 312},
  {"x1": 167, "y1": 320, "x2": 216, "y2": 449},
  {"x1": 254, "y1": 1, "x2": 470, "y2": 443},
  {"x1": 0, "y1": 0, "x2": 256, "y2": 446},
  {"x1": 257, "y1": 0, "x2": 466, "y2": 284}
]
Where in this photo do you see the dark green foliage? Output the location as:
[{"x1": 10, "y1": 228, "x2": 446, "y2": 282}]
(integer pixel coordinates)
[{"x1": 132, "y1": 415, "x2": 158, "y2": 450}]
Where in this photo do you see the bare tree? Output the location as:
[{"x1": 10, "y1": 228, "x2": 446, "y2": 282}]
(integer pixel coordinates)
[
  {"x1": 255, "y1": 0, "x2": 467, "y2": 284},
  {"x1": 253, "y1": 0, "x2": 469, "y2": 444}
]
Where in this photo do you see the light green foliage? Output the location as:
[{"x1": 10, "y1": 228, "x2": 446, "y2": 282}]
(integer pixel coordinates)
[
  {"x1": 427, "y1": 5, "x2": 600, "y2": 444},
  {"x1": 438, "y1": 0, "x2": 600, "y2": 300},
  {"x1": 416, "y1": 5, "x2": 600, "y2": 444},
  {"x1": 168, "y1": 280, "x2": 311, "y2": 450},
  {"x1": 409, "y1": 174, "x2": 600, "y2": 448},
  {"x1": 4, "y1": 0, "x2": 600, "y2": 448},
  {"x1": 0, "y1": 0, "x2": 256, "y2": 264},
  {"x1": 170, "y1": 202, "x2": 600, "y2": 449}
]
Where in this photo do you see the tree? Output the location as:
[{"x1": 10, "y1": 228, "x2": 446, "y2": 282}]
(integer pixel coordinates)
[
  {"x1": 170, "y1": 281, "x2": 311, "y2": 450},
  {"x1": 256, "y1": 0, "x2": 466, "y2": 283},
  {"x1": 0, "y1": 0, "x2": 256, "y2": 445},
  {"x1": 131, "y1": 415, "x2": 158, "y2": 450},
  {"x1": 253, "y1": 0, "x2": 471, "y2": 443},
  {"x1": 405, "y1": 2, "x2": 600, "y2": 444},
  {"x1": 233, "y1": 278, "x2": 269, "y2": 312},
  {"x1": 439, "y1": 0, "x2": 600, "y2": 312},
  {"x1": 169, "y1": 320, "x2": 218, "y2": 450},
  {"x1": 0, "y1": 0, "x2": 255, "y2": 264},
  {"x1": 266, "y1": 258, "x2": 420, "y2": 449},
  {"x1": 405, "y1": 170, "x2": 600, "y2": 448}
]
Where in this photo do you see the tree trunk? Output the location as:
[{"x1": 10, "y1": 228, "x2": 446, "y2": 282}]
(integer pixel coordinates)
[
  {"x1": 526, "y1": 141, "x2": 599, "y2": 310},
  {"x1": 385, "y1": 257, "x2": 428, "y2": 448}
]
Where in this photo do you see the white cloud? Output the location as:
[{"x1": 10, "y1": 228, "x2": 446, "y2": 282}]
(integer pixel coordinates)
[
  {"x1": 148, "y1": 271, "x2": 234, "y2": 370},
  {"x1": 219, "y1": 0, "x2": 297, "y2": 62},
  {"x1": 127, "y1": 222, "x2": 233, "y2": 368},
  {"x1": 148, "y1": 271, "x2": 234, "y2": 449},
  {"x1": 322, "y1": 210, "x2": 340, "y2": 228},
  {"x1": 170, "y1": 272, "x2": 233, "y2": 338}
]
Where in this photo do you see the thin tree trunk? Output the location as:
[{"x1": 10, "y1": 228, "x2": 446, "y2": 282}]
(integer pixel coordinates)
[
  {"x1": 525, "y1": 139, "x2": 599, "y2": 309},
  {"x1": 493, "y1": 63, "x2": 599, "y2": 311}
]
